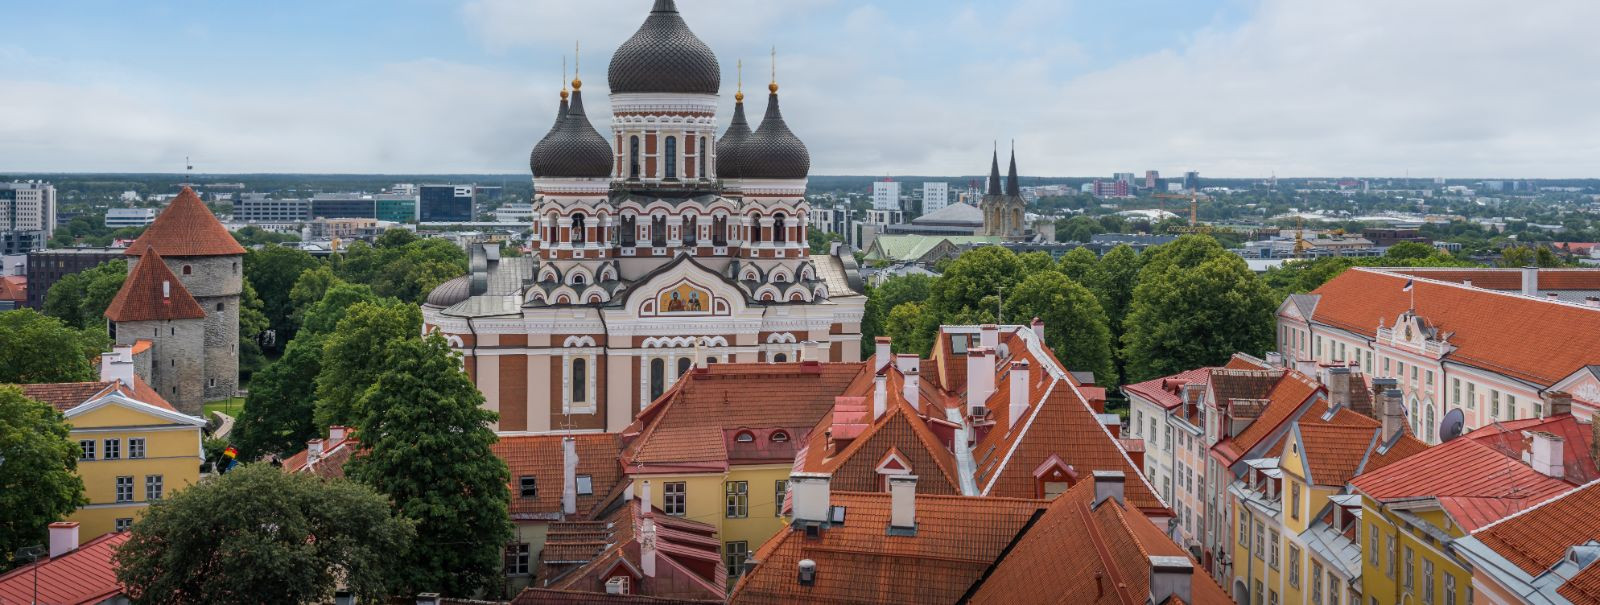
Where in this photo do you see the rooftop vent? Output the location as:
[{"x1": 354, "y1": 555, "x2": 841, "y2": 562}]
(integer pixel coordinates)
[{"x1": 798, "y1": 559, "x2": 817, "y2": 585}]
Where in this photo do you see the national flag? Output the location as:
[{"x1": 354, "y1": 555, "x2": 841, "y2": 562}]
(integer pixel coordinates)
[
  {"x1": 1402, "y1": 279, "x2": 1413, "y2": 292},
  {"x1": 220, "y1": 445, "x2": 239, "y2": 473}
]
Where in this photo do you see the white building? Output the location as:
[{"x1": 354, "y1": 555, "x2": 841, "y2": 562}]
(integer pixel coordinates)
[
  {"x1": 119, "y1": 190, "x2": 142, "y2": 203},
  {"x1": 390, "y1": 183, "x2": 418, "y2": 195},
  {"x1": 104, "y1": 208, "x2": 159, "y2": 229},
  {"x1": 921, "y1": 182, "x2": 949, "y2": 214},
  {"x1": 494, "y1": 203, "x2": 536, "y2": 223},
  {"x1": 1, "y1": 181, "x2": 57, "y2": 236},
  {"x1": 872, "y1": 180, "x2": 901, "y2": 211}
]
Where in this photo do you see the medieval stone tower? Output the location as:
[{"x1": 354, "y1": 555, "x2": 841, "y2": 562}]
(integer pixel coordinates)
[{"x1": 104, "y1": 187, "x2": 245, "y2": 414}]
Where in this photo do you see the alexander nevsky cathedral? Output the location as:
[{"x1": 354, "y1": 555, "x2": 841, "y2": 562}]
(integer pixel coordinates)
[{"x1": 422, "y1": 0, "x2": 867, "y2": 434}]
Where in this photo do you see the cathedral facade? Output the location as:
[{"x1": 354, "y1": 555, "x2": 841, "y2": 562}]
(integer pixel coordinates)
[
  {"x1": 980, "y1": 146, "x2": 1029, "y2": 239},
  {"x1": 422, "y1": 0, "x2": 866, "y2": 434}
]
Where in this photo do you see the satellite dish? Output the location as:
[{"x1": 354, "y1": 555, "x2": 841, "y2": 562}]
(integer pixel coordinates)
[{"x1": 1440, "y1": 408, "x2": 1465, "y2": 442}]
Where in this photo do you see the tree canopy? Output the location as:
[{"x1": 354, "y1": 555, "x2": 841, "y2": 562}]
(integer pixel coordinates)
[
  {"x1": 1122, "y1": 249, "x2": 1277, "y2": 383},
  {"x1": 1003, "y1": 272, "x2": 1115, "y2": 384},
  {"x1": 0, "y1": 309, "x2": 108, "y2": 383},
  {"x1": 231, "y1": 334, "x2": 324, "y2": 460},
  {"x1": 42, "y1": 259, "x2": 126, "y2": 330},
  {"x1": 335, "y1": 229, "x2": 467, "y2": 304},
  {"x1": 114, "y1": 464, "x2": 415, "y2": 605},
  {"x1": 0, "y1": 387, "x2": 86, "y2": 569},
  {"x1": 243, "y1": 246, "x2": 320, "y2": 348},
  {"x1": 314, "y1": 301, "x2": 422, "y2": 429}
]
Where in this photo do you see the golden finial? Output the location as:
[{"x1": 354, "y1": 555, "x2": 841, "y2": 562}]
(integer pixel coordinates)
[
  {"x1": 572, "y1": 41, "x2": 582, "y2": 90},
  {"x1": 560, "y1": 56, "x2": 569, "y2": 100},
  {"x1": 735, "y1": 59, "x2": 744, "y2": 102},
  {"x1": 768, "y1": 46, "x2": 778, "y2": 93}
]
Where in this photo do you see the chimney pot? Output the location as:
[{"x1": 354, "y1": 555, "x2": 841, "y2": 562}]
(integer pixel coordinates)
[
  {"x1": 1092, "y1": 470, "x2": 1126, "y2": 507},
  {"x1": 790, "y1": 472, "x2": 832, "y2": 524},
  {"x1": 1529, "y1": 431, "x2": 1565, "y2": 478},
  {"x1": 1149, "y1": 555, "x2": 1194, "y2": 605},
  {"x1": 1030, "y1": 317, "x2": 1045, "y2": 344},
  {"x1": 888, "y1": 475, "x2": 917, "y2": 533},
  {"x1": 1522, "y1": 266, "x2": 1539, "y2": 296},
  {"x1": 798, "y1": 559, "x2": 817, "y2": 585},
  {"x1": 967, "y1": 347, "x2": 997, "y2": 417},
  {"x1": 874, "y1": 337, "x2": 892, "y2": 372},
  {"x1": 48, "y1": 521, "x2": 79, "y2": 558},
  {"x1": 979, "y1": 324, "x2": 999, "y2": 349},
  {"x1": 1009, "y1": 360, "x2": 1031, "y2": 424}
]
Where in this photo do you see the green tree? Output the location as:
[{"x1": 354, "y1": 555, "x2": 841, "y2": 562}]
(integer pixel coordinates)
[
  {"x1": 298, "y1": 282, "x2": 379, "y2": 337},
  {"x1": 42, "y1": 259, "x2": 127, "y2": 329},
  {"x1": 232, "y1": 334, "x2": 324, "y2": 460},
  {"x1": 238, "y1": 278, "x2": 271, "y2": 379},
  {"x1": 1056, "y1": 247, "x2": 1107, "y2": 294},
  {"x1": 1097, "y1": 244, "x2": 1141, "y2": 332},
  {"x1": 244, "y1": 246, "x2": 320, "y2": 346},
  {"x1": 0, "y1": 387, "x2": 86, "y2": 568},
  {"x1": 1384, "y1": 241, "x2": 1436, "y2": 260},
  {"x1": 114, "y1": 464, "x2": 415, "y2": 605},
  {"x1": 927, "y1": 246, "x2": 1025, "y2": 320},
  {"x1": 808, "y1": 228, "x2": 843, "y2": 255},
  {"x1": 0, "y1": 310, "x2": 107, "y2": 383},
  {"x1": 1136, "y1": 234, "x2": 1228, "y2": 279},
  {"x1": 231, "y1": 226, "x2": 301, "y2": 247},
  {"x1": 1003, "y1": 272, "x2": 1115, "y2": 384},
  {"x1": 347, "y1": 333, "x2": 511, "y2": 597},
  {"x1": 336, "y1": 233, "x2": 467, "y2": 304},
  {"x1": 288, "y1": 265, "x2": 343, "y2": 329},
  {"x1": 861, "y1": 274, "x2": 935, "y2": 356},
  {"x1": 883, "y1": 301, "x2": 935, "y2": 357},
  {"x1": 1121, "y1": 255, "x2": 1276, "y2": 383},
  {"x1": 314, "y1": 301, "x2": 423, "y2": 429}
]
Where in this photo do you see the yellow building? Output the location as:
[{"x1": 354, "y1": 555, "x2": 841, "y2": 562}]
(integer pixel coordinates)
[{"x1": 22, "y1": 370, "x2": 206, "y2": 544}]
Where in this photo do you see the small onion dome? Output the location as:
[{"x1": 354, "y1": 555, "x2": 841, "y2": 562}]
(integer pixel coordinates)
[
  {"x1": 738, "y1": 86, "x2": 809, "y2": 180},
  {"x1": 527, "y1": 91, "x2": 570, "y2": 176},
  {"x1": 426, "y1": 275, "x2": 472, "y2": 307},
  {"x1": 529, "y1": 84, "x2": 613, "y2": 179},
  {"x1": 607, "y1": 0, "x2": 720, "y2": 95},
  {"x1": 716, "y1": 95, "x2": 753, "y2": 179}
]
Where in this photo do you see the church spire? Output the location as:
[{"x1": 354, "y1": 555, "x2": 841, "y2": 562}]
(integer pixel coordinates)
[
  {"x1": 1006, "y1": 141, "x2": 1020, "y2": 197},
  {"x1": 987, "y1": 142, "x2": 1002, "y2": 196}
]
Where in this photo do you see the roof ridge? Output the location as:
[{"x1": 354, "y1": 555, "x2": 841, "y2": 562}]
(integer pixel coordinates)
[
  {"x1": 104, "y1": 246, "x2": 207, "y2": 322},
  {"x1": 123, "y1": 187, "x2": 245, "y2": 258},
  {"x1": 1471, "y1": 476, "x2": 1600, "y2": 535}
]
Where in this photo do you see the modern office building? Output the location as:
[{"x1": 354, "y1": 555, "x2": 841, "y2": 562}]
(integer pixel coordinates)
[
  {"x1": 1145, "y1": 170, "x2": 1161, "y2": 189},
  {"x1": 920, "y1": 181, "x2": 949, "y2": 214},
  {"x1": 871, "y1": 180, "x2": 900, "y2": 211},
  {"x1": 236, "y1": 196, "x2": 311, "y2": 224},
  {"x1": 310, "y1": 194, "x2": 377, "y2": 219},
  {"x1": 1114, "y1": 172, "x2": 1137, "y2": 186},
  {"x1": 374, "y1": 194, "x2": 417, "y2": 223},
  {"x1": 494, "y1": 203, "x2": 536, "y2": 223},
  {"x1": 103, "y1": 208, "x2": 160, "y2": 229},
  {"x1": 1, "y1": 181, "x2": 57, "y2": 254},
  {"x1": 418, "y1": 184, "x2": 475, "y2": 222},
  {"x1": 25, "y1": 247, "x2": 124, "y2": 309}
]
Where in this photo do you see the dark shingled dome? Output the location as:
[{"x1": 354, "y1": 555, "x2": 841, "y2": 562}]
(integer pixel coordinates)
[
  {"x1": 426, "y1": 275, "x2": 472, "y2": 307},
  {"x1": 738, "y1": 91, "x2": 809, "y2": 180},
  {"x1": 716, "y1": 98, "x2": 753, "y2": 179},
  {"x1": 607, "y1": 0, "x2": 720, "y2": 95},
  {"x1": 530, "y1": 89, "x2": 613, "y2": 179}
]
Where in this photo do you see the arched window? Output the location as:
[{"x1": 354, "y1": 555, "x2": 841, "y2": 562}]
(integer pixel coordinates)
[
  {"x1": 620, "y1": 215, "x2": 637, "y2": 246},
  {"x1": 774, "y1": 213, "x2": 787, "y2": 243},
  {"x1": 571, "y1": 213, "x2": 586, "y2": 245},
  {"x1": 750, "y1": 215, "x2": 763, "y2": 243},
  {"x1": 1425, "y1": 405, "x2": 1436, "y2": 442},
  {"x1": 677, "y1": 357, "x2": 692, "y2": 377},
  {"x1": 664, "y1": 136, "x2": 677, "y2": 179},
  {"x1": 573, "y1": 274, "x2": 585, "y2": 285},
  {"x1": 771, "y1": 431, "x2": 790, "y2": 443},
  {"x1": 712, "y1": 215, "x2": 728, "y2": 246},
  {"x1": 572, "y1": 359, "x2": 587, "y2": 403},
  {"x1": 736, "y1": 431, "x2": 755, "y2": 443},
  {"x1": 773, "y1": 353, "x2": 788, "y2": 363},
  {"x1": 683, "y1": 215, "x2": 697, "y2": 247},
  {"x1": 699, "y1": 137, "x2": 708, "y2": 179},
  {"x1": 650, "y1": 358, "x2": 666, "y2": 401},
  {"x1": 651, "y1": 215, "x2": 668, "y2": 247},
  {"x1": 182, "y1": 265, "x2": 192, "y2": 275},
  {"x1": 629, "y1": 136, "x2": 641, "y2": 179}
]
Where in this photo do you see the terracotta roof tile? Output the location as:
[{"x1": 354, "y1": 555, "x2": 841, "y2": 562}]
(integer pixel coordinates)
[
  {"x1": 0, "y1": 530, "x2": 129, "y2": 604},
  {"x1": 1465, "y1": 414, "x2": 1600, "y2": 484},
  {"x1": 1296, "y1": 423, "x2": 1379, "y2": 486},
  {"x1": 729, "y1": 492, "x2": 1047, "y2": 605},
  {"x1": 1386, "y1": 267, "x2": 1600, "y2": 291},
  {"x1": 493, "y1": 433, "x2": 624, "y2": 520},
  {"x1": 1219, "y1": 370, "x2": 1320, "y2": 461},
  {"x1": 511, "y1": 588, "x2": 721, "y2": 604},
  {"x1": 1123, "y1": 368, "x2": 1211, "y2": 410},
  {"x1": 539, "y1": 500, "x2": 725, "y2": 601},
  {"x1": 123, "y1": 187, "x2": 245, "y2": 258},
  {"x1": 1470, "y1": 480, "x2": 1600, "y2": 579},
  {"x1": 16, "y1": 376, "x2": 177, "y2": 413},
  {"x1": 0, "y1": 275, "x2": 25, "y2": 302},
  {"x1": 1559, "y1": 553, "x2": 1600, "y2": 603},
  {"x1": 1308, "y1": 268, "x2": 1600, "y2": 387},
  {"x1": 1352, "y1": 436, "x2": 1574, "y2": 531},
  {"x1": 104, "y1": 247, "x2": 206, "y2": 322}
]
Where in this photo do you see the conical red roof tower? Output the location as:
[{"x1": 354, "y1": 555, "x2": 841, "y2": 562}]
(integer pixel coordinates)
[
  {"x1": 123, "y1": 187, "x2": 245, "y2": 258},
  {"x1": 104, "y1": 247, "x2": 206, "y2": 322}
]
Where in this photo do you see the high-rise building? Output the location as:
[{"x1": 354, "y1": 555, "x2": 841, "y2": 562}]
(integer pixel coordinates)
[
  {"x1": 374, "y1": 194, "x2": 417, "y2": 223},
  {"x1": 920, "y1": 182, "x2": 949, "y2": 214},
  {"x1": 1, "y1": 181, "x2": 57, "y2": 254},
  {"x1": 1184, "y1": 171, "x2": 1201, "y2": 191},
  {"x1": 871, "y1": 180, "x2": 900, "y2": 211},
  {"x1": 104, "y1": 208, "x2": 159, "y2": 229},
  {"x1": 310, "y1": 194, "x2": 377, "y2": 220},
  {"x1": 1145, "y1": 170, "x2": 1160, "y2": 189},
  {"x1": 1113, "y1": 172, "x2": 1136, "y2": 186},
  {"x1": 418, "y1": 185, "x2": 476, "y2": 222},
  {"x1": 25, "y1": 247, "x2": 124, "y2": 309},
  {"x1": 236, "y1": 196, "x2": 312, "y2": 224},
  {"x1": 1091, "y1": 180, "x2": 1131, "y2": 198}
]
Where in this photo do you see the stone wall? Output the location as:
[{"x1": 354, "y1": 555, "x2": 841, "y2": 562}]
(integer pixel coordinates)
[{"x1": 115, "y1": 318, "x2": 208, "y2": 414}]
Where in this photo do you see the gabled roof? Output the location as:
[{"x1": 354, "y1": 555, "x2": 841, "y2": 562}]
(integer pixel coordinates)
[
  {"x1": 0, "y1": 531, "x2": 129, "y2": 605},
  {"x1": 1351, "y1": 435, "x2": 1575, "y2": 532},
  {"x1": 512, "y1": 588, "x2": 722, "y2": 604},
  {"x1": 104, "y1": 247, "x2": 207, "y2": 322},
  {"x1": 728, "y1": 492, "x2": 1048, "y2": 605},
  {"x1": 1307, "y1": 268, "x2": 1600, "y2": 387},
  {"x1": 1469, "y1": 478, "x2": 1600, "y2": 581},
  {"x1": 538, "y1": 498, "x2": 725, "y2": 601},
  {"x1": 1213, "y1": 370, "x2": 1321, "y2": 464},
  {"x1": 1289, "y1": 408, "x2": 1427, "y2": 487},
  {"x1": 966, "y1": 478, "x2": 1232, "y2": 604},
  {"x1": 493, "y1": 433, "x2": 624, "y2": 520},
  {"x1": 1123, "y1": 368, "x2": 1211, "y2": 410},
  {"x1": 123, "y1": 187, "x2": 245, "y2": 257},
  {"x1": 795, "y1": 370, "x2": 963, "y2": 496},
  {"x1": 17, "y1": 375, "x2": 178, "y2": 413}
]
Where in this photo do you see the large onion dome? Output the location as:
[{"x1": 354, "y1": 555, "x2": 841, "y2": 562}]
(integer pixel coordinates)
[
  {"x1": 529, "y1": 84, "x2": 613, "y2": 179},
  {"x1": 426, "y1": 275, "x2": 471, "y2": 307},
  {"x1": 716, "y1": 92, "x2": 753, "y2": 179},
  {"x1": 607, "y1": 0, "x2": 720, "y2": 95},
  {"x1": 738, "y1": 85, "x2": 809, "y2": 180}
]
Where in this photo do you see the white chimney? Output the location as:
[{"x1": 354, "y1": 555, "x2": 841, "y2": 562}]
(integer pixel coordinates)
[
  {"x1": 99, "y1": 345, "x2": 136, "y2": 386},
  {"x1": 790, "y1": 472, "x2": 831, "y2": 523},
  {"x1": 888, "y1": 474, "x2": 918, "y2": 533},
  {"x1": 903, "y1": 365, "x2": 921, "y2": 406},
  {"x1": 873, "y1": 374, "x2": 889, "y2": 420},
  {"x1": 1326, "y1": 366, "x2": 1351, "y2": 409},
  {"x1": 162, "y1": 279, "x2": 170, "y2": 299},
  {"x1": 874, "y1": 337, "x2": 892, "y2": 372},
  {"x1": 1529, "y1": 431, "x2": 1565, "y2": 478},
  {"x1": 1092, "y1": 470, "x2": 1126, "y2": 507},
  {"x1": 967, "y1": 347, "x2": 996, "y2": 417},
  {"x1": 1586, "y1": 296, "x2": 1600, "y2": 308},
  {"x1": 798, "y1": 559, "x2": 817, "y2": 585},
  {"x1": 979, "y1": 324, "x2": 999, "y2": 350},
  {"x1": 639, "y1": 479, "x2": 652, "y2": 513},
  {"x1": 328, "y1": 426, "x2": 348, "y2": 442},
  {"x1": 1522, "y1": 266, "x2": 1539, "y2": 296},
  {"x1": 1008, "y1": 360, "x2": 1031, "y2": 422},
  {"x1": 1149, "y1": 555, "x2": 1194, "y2": 605},
  {"x1": 307, "y1": 438, "x2": 325, "y2": 463},
  {"x1": 895, "y1": 353, "x2": 919, "y2": 374},
  {"x1": 48, "y1": 521, "x2": 79, "y2": 558},
  {"x1": 562, "y1": 436, "x2": 578, "y2": 516},
  {"x1": 640, "y1": 515, "x2": 658, "y2": 577},
  {"x1": 1030, "y1": 317, "x2": 1045, "y2": 344}
]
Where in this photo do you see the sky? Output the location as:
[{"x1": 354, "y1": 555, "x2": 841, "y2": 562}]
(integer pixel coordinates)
[{"x1": 2, "y1": 0, "x2": 1598, "y2": 178}]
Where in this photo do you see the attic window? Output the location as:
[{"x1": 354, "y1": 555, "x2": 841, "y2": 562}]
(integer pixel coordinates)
[
  {"x1": 771, "y1": 431, "x2": 790, "y2": 443},
  {"x1": 577, "y1": 475, "x2": 593, "y2": 495},
  {"x1": 736, "y1": 431, "x2": 755, "y2": 443},
  {"x1": 182, "y1": 265, "x2": 192, "y2": 275},
  {"x1": 519, "y1": 476, "x2": 537, "y2": 498}
]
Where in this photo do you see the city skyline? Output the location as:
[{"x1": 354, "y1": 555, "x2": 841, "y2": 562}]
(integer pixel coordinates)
[{"x1": 2, "y1": 0, "x2": 1598, "y2": 178}]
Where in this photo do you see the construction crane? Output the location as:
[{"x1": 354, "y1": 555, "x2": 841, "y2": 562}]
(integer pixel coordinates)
[{"x1": 1152, "y1": 191, "x2": 1210, "y2": 227}]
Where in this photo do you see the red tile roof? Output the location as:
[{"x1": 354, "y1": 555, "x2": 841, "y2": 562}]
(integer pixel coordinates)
[
  {"x1": 1308, "y1": 268, "x2": 1600, "y2": 387},
  {"x1": 966, "y1": 478, "x2": 1232, "y2": 604},
  {"x1": 1211, "y1": 370, "x2": 1321, "y2": 465},
  {"x1": 511, "y1": 588, "x2": 721, "y2": 604},
  {"x1": 0, "y1": 530, "x2": 129, "y2": 605},
  {"x1": 539, "y1": 498, "x2": 725, "y2": 601},
  {"x1": 797, "y1": 383, "x2": 963, "y2": 496},
  {"x1": 1386, "y1": 267, "x2": 1600, "y2": 291},
  {"x1": 729, "y1": 491, "x2": 1048, "y2": 605},
  {"x1": 17, "y1": 376, "x2": 177, "y2": 413},
  {"x1": 1290, "y1": 406, "x2": 1428, "y2": 487},
  {"x1": 282, "y1": 431, "x2": 360, "y2": 479},
  {"x1": 492, "y1": 433, "x2": 624, "y2": 520},
  {"x1": 1351, "y1": 436, "x2": 1575, "y2": 531},
  {"x1": 123, "y1": 187, "x2": 245, "y2": 258},
  {"x1": 1465, "y1": 414, "x2": 1600, "y2": 484},
  {"x1": 0, "y1": 275, "x2": 25, "y2": 302},
  {"x1": 103, "y1": 247, "x2": 207, "y2": 322},
  {"x1": 1123, "y1": 368, "x2": 1211, "y2": 410},
  {"x1": 1470, "y1": 480, "x2": 1600, "y2": 580}
]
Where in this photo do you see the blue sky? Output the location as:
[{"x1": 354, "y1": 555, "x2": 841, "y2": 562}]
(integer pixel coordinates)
[{"x1": 3, "y1": 0, "x2": 1597, "y2": 177}]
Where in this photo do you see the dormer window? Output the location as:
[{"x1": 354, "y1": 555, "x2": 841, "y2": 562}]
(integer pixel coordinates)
[
  {"x1": 771, "y1": 431, "x2": 790, "y2": 443},
  {"x1": 736, "y1": 431, "x2": 755, "y2": 443}
]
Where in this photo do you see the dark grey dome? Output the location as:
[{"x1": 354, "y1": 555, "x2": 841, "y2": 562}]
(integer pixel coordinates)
[
  {"x1": 426, "y1": 275, "x2": 471, "y2": 307},
  {"x1": 528, "y1": 94, "x2": 569, "y2": 174},
  {"x1": 738, "y1": 90, "x2": 809, "y2": 180},
  {"x1": 607, "y1": 0, "x2": 720, "y2": 95},
  {"x1": 530, "y1": 89, "x2": 613, "y2": 179},
  {"x1": 716, "y1": 97, "x2": 752, "y2": 179}
]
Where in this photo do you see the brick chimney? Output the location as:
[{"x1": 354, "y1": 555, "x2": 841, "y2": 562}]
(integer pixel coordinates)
[
  {"x1": 1528, "y1": 431, "x2": 1565, "y2": 478},
  {"x1": 1544, "y1": 391, "x2": 1573, "y2": 418},
  {"x1": 1326, "y1": 366, "x2": 1351, "y2": 410},
  {"x1": 874, "y1": 337, "x2": 892, "y2": 373},
  {"x1": 48, "y1": 521, "x2": 79, "y2": 558},
  {"x1": 1092, "y1": 470, "x2": 1125, "y2": 508},
  {"x1": 967, "y1": 347, "x2": 996, "y2": 418},
  {"x1": 1149, "y1": 555, "x2": 1194, "y2": 605},
  {"x1": 873, "y1": 374, "x2": 889, "y2": 420},
  {"x1": 979, "y1": 324, "x2": 999, "y2": 350},
  {"x1": 790, "y1": 472, "x2": 832, "y2": 524},
  {"x1": 562, "y1": 436, "x2": 578, "y2": 516},
  {"x1": 888, "y1": 474, "x2": 918, "y2": 535},
  {"x1": 1008, "y1": 361, "x2": 1031, "y2": 423},
  {"x1": 1522, "y1": 266, "x2": 1539, "y2": 296}
]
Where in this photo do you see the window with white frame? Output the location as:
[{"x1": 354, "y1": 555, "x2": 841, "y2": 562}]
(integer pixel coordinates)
[{"x1": 129, "y1": 438, "x2": 145, "y2": 459}]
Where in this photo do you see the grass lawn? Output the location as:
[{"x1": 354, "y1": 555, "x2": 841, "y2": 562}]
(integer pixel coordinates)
[{"x1": 202, "y1": 396, "x2": 247, "y2": 419}]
